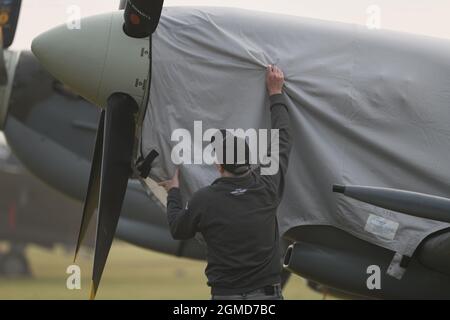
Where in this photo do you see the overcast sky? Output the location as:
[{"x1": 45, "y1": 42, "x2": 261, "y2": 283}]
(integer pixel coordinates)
[{"x1": 10, "y1": 0, "x2": 450, "y2": 50}]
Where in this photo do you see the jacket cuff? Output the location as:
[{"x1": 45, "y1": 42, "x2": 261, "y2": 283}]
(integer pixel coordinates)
[
  {"x1": 167, "y1": 187, "x2": 181, "y2": 199},
  {"x1": 269, "y1": 94, "x2": 288, "y2": 111}
]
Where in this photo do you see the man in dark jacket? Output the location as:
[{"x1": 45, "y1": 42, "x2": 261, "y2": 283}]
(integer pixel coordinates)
[{"x1": 159, "y1": 65, "x2": 292, "y2": 300}]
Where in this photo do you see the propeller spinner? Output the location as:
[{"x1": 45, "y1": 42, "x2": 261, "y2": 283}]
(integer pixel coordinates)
[{"x1": 31, "y1": 0, "x2": 164, "y2": 299}]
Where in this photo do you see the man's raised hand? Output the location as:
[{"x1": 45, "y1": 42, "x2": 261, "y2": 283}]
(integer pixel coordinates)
[{"x1": 266, "y1": 65, "x2": 285, "y2": 96}]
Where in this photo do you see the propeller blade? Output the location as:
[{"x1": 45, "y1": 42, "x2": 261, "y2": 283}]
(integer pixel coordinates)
[
  {"x1": 74, "y1": 110, "x2": 105, "y2": 262},
  {"x1": 123, "y1": 0, "x2": 164, "y2": 38},
  {"x1": 0, "y1": 29, "x2": 7, "y2": 85},
  {"x1": 0, "y1": 0, "x2": 22, "y2": 84},
  {"x1": 0, "y1": 0, "x2": 22, "y2": 48},
  {"x1": 90, "y1": 93, "x2": 138, "y2": 299}
]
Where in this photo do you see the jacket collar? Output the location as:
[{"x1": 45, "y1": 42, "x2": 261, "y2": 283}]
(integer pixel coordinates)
[{"x1": 212, "y1": 171, "x2": 253, "y2": 187}]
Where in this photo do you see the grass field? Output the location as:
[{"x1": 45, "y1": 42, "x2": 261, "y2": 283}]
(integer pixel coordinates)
[{"x1": 0, "y1": 242, "x2": 325, "y2": 300}]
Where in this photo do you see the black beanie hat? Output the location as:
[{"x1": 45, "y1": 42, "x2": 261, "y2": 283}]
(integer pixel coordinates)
[{"x1": 211, "y1": 129, "x2": 251, "y2": 175}]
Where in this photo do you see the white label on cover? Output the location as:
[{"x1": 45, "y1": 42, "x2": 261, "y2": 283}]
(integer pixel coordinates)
[{"x1": 364, "y1": 214, "x2": 399, "y2": 240}]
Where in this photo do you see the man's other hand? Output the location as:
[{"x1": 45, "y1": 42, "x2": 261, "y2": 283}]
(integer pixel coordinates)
[
  {"x1": 158, "y1": 168, "x2": 180, "y2": 192},
  {"x1": 266, "y1": 65, "x2": 285, "y2": 96}
]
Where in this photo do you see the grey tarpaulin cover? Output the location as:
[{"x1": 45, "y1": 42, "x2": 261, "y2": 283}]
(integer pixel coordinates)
[{"x1": 140, "y1": 7, "x2": 450, "y2": 264}]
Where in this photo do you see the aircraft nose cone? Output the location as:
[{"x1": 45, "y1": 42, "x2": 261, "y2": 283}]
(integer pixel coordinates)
[{"x1": 32, "y1": 13, "x2": 113, "y2": 106}]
